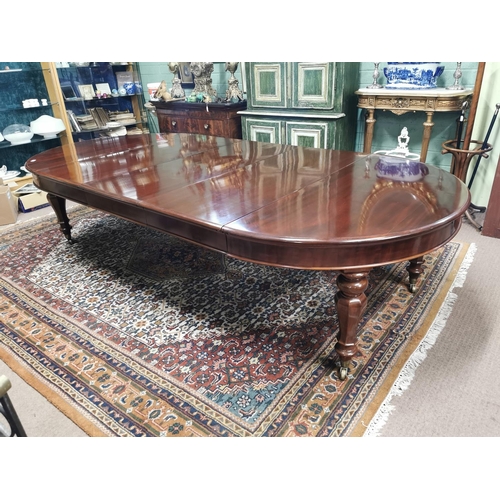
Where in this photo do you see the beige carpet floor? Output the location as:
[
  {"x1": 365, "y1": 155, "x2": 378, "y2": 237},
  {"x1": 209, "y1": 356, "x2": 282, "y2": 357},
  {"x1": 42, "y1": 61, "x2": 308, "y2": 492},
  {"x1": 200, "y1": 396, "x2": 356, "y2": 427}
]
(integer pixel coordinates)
[
  {"x1": 369, "y1": 210, "x2": 500, "y2": 437},
  {"x1": 1, "y1": 203, "x2": 499, "y2": 438}
]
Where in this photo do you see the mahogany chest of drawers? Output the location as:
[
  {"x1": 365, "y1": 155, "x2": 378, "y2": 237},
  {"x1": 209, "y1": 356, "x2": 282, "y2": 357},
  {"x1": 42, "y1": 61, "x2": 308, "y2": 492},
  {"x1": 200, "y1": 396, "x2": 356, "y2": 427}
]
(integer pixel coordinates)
[{"x1": 152, "y1": 100, "x2": 247, "y2": 139}]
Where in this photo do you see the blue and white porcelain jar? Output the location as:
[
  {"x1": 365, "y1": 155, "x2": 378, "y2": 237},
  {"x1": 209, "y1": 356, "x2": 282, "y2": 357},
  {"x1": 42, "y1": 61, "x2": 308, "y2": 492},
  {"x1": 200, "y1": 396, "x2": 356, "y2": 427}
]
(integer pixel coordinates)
[{"x1": 123, "y1": 82, "x2": 136, "y2": 95}]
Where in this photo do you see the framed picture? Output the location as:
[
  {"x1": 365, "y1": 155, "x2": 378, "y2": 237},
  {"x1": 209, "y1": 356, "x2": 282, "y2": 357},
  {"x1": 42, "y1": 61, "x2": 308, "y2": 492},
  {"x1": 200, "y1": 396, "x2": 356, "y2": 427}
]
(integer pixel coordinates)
[
  {"x1": 78, "y1": 84, "x2": 95, "y2": 100},
  {"x1": 61, "y1": 83, "x2": 78, "y2": 100},
  {"x1": 95, "y1": 83, "x2": 112, "y2": 96},
  {"x1": 179, "y1": 62, "x2": 194, "y2": 87}
]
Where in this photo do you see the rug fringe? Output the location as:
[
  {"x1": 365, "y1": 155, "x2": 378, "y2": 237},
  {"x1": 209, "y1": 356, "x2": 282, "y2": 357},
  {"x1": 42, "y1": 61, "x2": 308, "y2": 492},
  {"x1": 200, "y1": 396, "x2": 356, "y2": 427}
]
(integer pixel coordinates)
[{"x1": 362, "y1": 243, "x2": 477, "y2": 437}]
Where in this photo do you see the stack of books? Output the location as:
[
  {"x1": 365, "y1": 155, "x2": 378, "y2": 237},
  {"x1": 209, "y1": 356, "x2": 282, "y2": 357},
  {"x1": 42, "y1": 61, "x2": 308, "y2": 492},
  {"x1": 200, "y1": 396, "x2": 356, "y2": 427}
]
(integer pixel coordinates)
[
  {"x1": 126, "y1": 127, "x2": 144, "y2": 135},
  {"x1": 88, "y1": 108, "x2": 111, "y2": 129},
  {"x1": 108, "y1": 111, "x2": 137, "y2": 126},
  {"x1": 66, "y1": 108, "x2": 138, "y2": 133},
  {"x1": 66, "y1": 110, "x2": 81, "y2": 132},
  {"x1": 76, "y1": 114, "x2": 99, "y2": 131}
]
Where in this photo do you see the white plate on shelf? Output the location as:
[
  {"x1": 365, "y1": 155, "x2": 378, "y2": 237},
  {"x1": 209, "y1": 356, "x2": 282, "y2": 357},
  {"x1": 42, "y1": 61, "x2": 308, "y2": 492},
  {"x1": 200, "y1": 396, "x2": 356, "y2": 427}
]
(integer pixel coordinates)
[{"x1": 0, "y1": 170, "x2": 21, "y2": 181}]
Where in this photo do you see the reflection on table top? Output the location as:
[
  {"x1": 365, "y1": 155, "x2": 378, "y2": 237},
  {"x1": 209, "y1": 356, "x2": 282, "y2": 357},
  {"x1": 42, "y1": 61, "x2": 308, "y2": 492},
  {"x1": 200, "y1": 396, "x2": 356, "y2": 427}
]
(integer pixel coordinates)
[{"x1": 26, "y1": 133, "x2": 470, "y2": 270}]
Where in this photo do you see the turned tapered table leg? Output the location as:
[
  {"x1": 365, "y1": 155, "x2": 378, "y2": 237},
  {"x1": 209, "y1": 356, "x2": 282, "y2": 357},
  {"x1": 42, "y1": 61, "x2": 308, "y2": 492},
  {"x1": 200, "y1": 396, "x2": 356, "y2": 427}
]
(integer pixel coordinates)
[
  {"x1": 420, "y1": 111, "x2": 435, "y2": 162},
  {"x1": 363, "y1": 109, "x2": 376, "y2": 154},
  {"x1": 406, "y1": 257, "x2": 424, "y2": 293},
  {"x1": 46, "y1": 193, "x2": 74, "y2": 243},
  {"x1": 334, "y1": 270, "x2": 370, "y2": 380}
]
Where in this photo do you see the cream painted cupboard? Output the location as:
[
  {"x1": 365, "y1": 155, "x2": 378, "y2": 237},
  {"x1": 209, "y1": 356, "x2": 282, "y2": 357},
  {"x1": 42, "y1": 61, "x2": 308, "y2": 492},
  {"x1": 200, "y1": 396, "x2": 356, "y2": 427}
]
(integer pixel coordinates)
[{"x1": 239, "y1": 62, "x2": 359, "y2": 150}]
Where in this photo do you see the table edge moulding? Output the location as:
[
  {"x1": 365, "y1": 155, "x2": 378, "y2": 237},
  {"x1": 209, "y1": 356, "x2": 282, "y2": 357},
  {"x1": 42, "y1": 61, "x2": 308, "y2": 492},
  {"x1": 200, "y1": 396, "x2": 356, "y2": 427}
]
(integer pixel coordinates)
[
  {"x1": 356, "y1": 87, "x2": 474, "y2": 162},
  {"x1": 25, "y1": 133, "x2": 470, "y2": 380}
]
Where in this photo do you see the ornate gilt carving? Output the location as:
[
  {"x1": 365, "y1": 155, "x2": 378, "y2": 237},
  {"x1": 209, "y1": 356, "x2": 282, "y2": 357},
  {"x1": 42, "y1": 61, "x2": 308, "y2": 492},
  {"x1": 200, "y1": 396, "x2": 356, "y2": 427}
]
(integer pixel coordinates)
[
  {"x1": 190, "y1": 62, "x2": 217, "y2": 99},
  {"x1": 424, "y1": 99, "x2": 435, "y2": 109},
  {"x1": 377, "y1": 98, "x2": 394, "y2": 108},
  {"x1": 359, "y1": 92, "x2": 471, "y2": 113},
  {"x1": 393, "y1": 98, "x2": 410, "y2": 108},
  {"x1": 407, "y1": 99, "x2": 427, "y2": 108},
  {"x1": 437, "y1": 99, "x2": 468, "y2": 110}
]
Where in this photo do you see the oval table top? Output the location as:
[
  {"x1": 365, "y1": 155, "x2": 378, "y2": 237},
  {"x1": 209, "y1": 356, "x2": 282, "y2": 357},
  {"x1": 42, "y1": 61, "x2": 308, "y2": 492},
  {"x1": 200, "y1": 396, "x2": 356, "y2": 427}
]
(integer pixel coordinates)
[{"x1": 26, "y1": 133, "x2": 470, "y2": 271}]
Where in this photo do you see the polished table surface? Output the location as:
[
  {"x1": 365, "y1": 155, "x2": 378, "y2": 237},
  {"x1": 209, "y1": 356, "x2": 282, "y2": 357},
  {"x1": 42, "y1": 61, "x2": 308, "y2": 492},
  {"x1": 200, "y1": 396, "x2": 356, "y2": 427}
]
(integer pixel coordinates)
[{"x1": 26, "y1": 133, "x2": 470, "y2": 379}]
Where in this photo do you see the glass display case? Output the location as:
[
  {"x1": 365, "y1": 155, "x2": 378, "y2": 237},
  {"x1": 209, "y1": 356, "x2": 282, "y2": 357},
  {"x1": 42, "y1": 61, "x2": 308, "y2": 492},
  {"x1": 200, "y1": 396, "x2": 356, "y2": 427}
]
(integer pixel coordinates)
[
  {"x1": 55, "y1": 62, "x2": 147, "y2": 140},
  {"x1": 0, "y1": 62, "x2": 62, "y2": 174}
]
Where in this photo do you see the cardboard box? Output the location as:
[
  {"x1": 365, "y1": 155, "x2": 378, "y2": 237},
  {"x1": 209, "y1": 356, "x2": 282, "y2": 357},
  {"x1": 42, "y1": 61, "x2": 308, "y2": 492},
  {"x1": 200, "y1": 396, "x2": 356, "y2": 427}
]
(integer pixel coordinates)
[
  {"x1": 0, "y1": 185, "x2": 18, "y2": 225},
  {"x1": 17, "y1": 191, "x2": 49, "y2": 213},
  {"x1": 7, "y1": 173, "x2": 33, "y2": 192}
]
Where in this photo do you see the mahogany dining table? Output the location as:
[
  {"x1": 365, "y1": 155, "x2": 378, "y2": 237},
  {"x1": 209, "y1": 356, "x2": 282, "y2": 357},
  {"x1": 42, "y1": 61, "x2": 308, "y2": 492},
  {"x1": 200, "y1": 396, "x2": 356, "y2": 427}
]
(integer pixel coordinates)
[{"x1": 25, "y1": 133, "x2": 470, "y2": 379}]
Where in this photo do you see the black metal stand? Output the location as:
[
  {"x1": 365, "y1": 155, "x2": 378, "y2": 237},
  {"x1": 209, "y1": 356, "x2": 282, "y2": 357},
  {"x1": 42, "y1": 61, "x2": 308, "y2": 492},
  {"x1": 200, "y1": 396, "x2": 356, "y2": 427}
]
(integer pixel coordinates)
[
  {"x1": 0, "y1": 375, "x2": 27, "y2": 437},
  {"x1": 442, "y1": 139, "x2": 493, "y2": 232},
  {"x1": 467, "y1": 104, "x2": 500, "y2": 215}
]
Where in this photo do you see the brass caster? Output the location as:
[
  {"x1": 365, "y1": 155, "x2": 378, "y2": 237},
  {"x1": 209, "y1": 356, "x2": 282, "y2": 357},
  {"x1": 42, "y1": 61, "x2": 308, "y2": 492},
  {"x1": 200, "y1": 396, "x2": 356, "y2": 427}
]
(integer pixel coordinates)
[
  {"x1": 409, "y1": 283, "x2": 417, "y2": 293},
  {"x1": 339, "y1": 366, "x2": 348, "y2": 380}
]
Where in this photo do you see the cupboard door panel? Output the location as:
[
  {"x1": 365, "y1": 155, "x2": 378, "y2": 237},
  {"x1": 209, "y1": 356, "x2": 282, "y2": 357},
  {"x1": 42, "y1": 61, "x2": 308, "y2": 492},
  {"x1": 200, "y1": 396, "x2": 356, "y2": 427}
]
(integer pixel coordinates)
[
  {"x1": 247, "y1": 63, "x2": 287, "y2": 108},
  {"x1": 292, "y1": 62, "x2": 334, "y2": 109},
  {"x1": 286, "y1": 121, "x2": 329, "y2": 149},
  {"x1": 243, "y1": 118, "x2": 282, "y2": 143}
]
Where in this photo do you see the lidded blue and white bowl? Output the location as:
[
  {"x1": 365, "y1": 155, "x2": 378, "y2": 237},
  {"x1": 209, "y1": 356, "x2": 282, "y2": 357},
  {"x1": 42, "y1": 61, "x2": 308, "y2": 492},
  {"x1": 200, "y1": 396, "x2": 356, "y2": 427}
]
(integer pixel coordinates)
[{"x1": 383, "y1": 62, "x2": 445, "y2": 89}]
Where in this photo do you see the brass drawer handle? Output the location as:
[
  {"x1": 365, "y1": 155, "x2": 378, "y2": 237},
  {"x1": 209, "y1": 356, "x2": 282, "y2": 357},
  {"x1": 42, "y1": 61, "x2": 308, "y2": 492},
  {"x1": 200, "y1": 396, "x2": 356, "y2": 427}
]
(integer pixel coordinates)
[
  {"x1": 204, "y1": 123, "x2": 209, "y2": 130},
  {"x1": 172, "y1": 121, "x2": 177, "y2": 127}
]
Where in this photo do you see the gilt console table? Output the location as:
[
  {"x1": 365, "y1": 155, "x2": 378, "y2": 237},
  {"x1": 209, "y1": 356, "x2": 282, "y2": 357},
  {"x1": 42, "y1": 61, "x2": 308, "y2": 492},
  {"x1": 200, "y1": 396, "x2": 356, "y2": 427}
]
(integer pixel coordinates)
[
  {"x1": 356, "y1": 88, "x2": 473, "y2": 162},
  {"x1": 26, "y1": 133, "x2": 470, "y2": 379}
]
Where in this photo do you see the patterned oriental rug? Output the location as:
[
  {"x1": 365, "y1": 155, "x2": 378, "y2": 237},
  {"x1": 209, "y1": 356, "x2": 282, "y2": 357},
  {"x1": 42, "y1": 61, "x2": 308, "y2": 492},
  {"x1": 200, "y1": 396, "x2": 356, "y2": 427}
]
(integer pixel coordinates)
[{"x1": 0, "y1": 206, "x2": 469, "y2": 437}]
